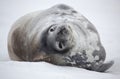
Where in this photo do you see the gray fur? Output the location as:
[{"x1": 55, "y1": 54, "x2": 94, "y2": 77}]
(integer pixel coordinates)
[{"x1": 8, "y1": 4, "x2": 114, "y2": 72}]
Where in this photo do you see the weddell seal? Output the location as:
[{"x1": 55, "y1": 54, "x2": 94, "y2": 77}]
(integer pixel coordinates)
[{"x1": 8, "y1": 4, "x2": 114, "y2": 72}]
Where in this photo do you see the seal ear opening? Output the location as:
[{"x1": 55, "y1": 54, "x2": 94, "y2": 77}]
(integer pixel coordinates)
[{"x1": 95, "y1": 60, "x2": 114, "y2": 72}]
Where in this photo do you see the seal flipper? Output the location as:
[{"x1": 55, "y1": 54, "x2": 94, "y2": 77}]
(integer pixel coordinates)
[{"x1": 95, "y1": 60, "x2": 114, "y2": 72}]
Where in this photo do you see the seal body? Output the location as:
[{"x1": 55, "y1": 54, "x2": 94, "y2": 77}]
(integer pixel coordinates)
[{"x1": 8, "y1": 4, "x2": 114, "y2": 72}]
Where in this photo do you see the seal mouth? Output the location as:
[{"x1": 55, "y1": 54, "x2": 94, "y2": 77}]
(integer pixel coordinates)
[{"x1": 56, "y1": 41, "x2": 66, "y2": 51}]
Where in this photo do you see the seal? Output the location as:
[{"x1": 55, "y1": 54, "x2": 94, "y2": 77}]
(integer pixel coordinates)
[{"x1": 8, "y1": 4, "x2": 114, "y2": 72}]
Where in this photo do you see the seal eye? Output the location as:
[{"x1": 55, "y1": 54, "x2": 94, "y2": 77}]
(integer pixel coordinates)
[
  {"x1": 49, "y1": 28, "x2": 54, "y2": 32},
  {"x1": 49, "y1": 25, "x2": 57, "y2": 32}
]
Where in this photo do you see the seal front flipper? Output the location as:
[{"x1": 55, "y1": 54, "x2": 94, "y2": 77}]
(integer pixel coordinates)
[{"x1": 94, "y1": 60, "x2": 114, "y2": 72}]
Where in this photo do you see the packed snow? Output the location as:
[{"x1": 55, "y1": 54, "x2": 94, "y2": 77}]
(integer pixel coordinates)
[{"x1": 0, "y1": 0, "x2": 120, "y2": 79}]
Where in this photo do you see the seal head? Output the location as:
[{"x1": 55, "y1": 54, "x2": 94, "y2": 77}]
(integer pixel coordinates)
[{"x1": 44, "y1": 23, "x2": 74, "y2": 53}]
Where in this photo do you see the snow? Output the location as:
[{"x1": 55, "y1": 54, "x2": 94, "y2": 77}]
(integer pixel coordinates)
[
  {"x1": 0, "y1": 61, "x2": 119, "y2": 79},
  {"x1": 0, "y1": 0, "x2": 120, "y2": 79}
]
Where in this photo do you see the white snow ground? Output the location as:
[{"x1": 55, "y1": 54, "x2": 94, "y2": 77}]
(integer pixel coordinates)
[{"x1": 0, "y1": 0, "x2": 120, "y2": 79}]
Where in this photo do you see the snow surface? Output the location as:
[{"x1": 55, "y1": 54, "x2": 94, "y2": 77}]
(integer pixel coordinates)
[
  {"x1": 0, "y1": 0, "x2": 120, "y2": 79},
  {"x1": 0, "y1": 60, "x2": 120, "y2": 79}
]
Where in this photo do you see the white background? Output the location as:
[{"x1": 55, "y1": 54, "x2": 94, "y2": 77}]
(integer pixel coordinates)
[{"x1": 0, "y1": 0, "x2": 120, "y2": 79}]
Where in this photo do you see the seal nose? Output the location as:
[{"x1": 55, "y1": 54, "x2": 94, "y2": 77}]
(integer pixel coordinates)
[{"x1": 57, "y1": 25, "x2": 69, "y2": 36}]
